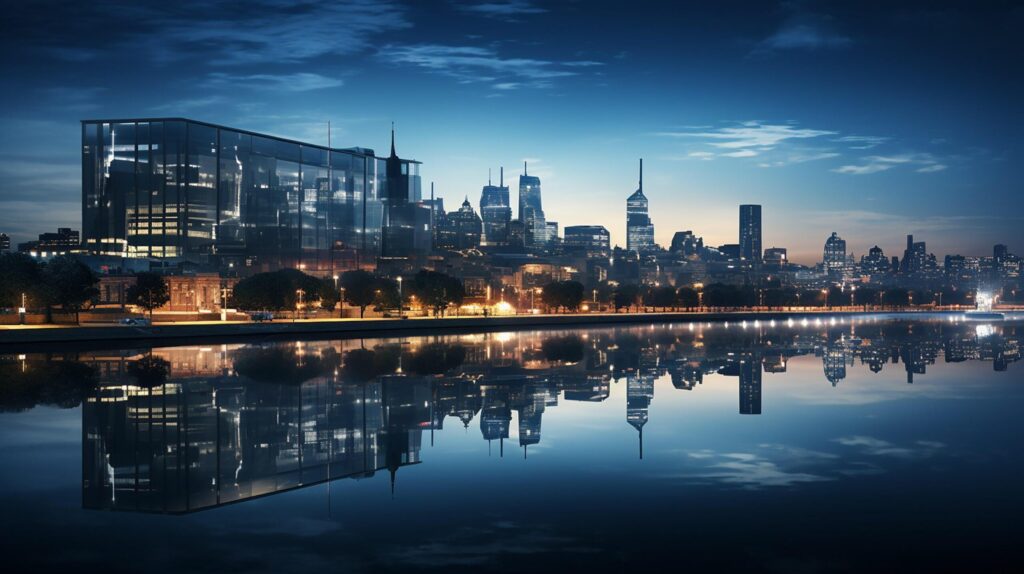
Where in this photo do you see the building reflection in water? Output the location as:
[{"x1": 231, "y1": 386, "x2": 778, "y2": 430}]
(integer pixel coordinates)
[{"x1": 0, "y1": 319, "x2": 1014, "y2": 514}]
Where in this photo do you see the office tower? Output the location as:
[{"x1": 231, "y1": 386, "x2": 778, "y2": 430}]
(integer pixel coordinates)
[
  {"x1": 669, "y1": 230, "x2": 703, "y2": 257},
  {"x1": 16, "y1": 227, "x2": 81, "y2": 256},
  {"x1": 381, "y1": 127, "x2": 432, "y2": 258},
  {"x1": 763, "y1": 247, "x2": 787, "y2": 267},
  {"x1": 626, "y1": 375, "x2": 655, "y2": 459},
  {"x1": 739, "y1": 358, "x2": 762, "y2": 415},
  {"x1": 626, "y1": 158, "x2": 655, "y2": 253},
  {"x1": 823, "y1": 232, "x2": 847, "y2": 278},
  {"x1": 435, "y1": 198, "x2": 483, "y2": 250},
  {"x1": 0, "y1": 233, "x2": 9, "y2": 252},
  {"x1": 861, "y1": 245, "x2": 890, "y2": 277},
  {"x1": 994, "y1": 244, "x2": 1009, "y2": 263},
  {"x1": 901, "y1": 234, "x2": 928, "y2": 274},
  {"x1": 518, "y1": 162, "x2": 547, "y2": 248},
  {"x1": 823, "y1": 343, "x2": 848, "y2": 386},
  {"x1": 480, "y1": 167, "x2": 512, "y2": 246},
  {"x1": 564, "y1": 225, "x2": 611, "y2": 259},
  {"x1": 82, "y1": 118, "x2": 422, "y2": 272},
  {"x1": 739, "y1": 204, "x2": 762, "y2": 263}
]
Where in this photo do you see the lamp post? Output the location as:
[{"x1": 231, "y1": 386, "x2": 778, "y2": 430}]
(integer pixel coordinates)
[
  {"x1": 397, "y1": 276, "x2": 403, "y2": 318},
  {"x1": 295, "y1": 289, "x2": 303, "y2": 321},
  {"x1": 19, "y1": 292, "x2": 26, "y2": 325},
  {"x1": 340, "y1": 286, "x2": 346, "y2": 317}
]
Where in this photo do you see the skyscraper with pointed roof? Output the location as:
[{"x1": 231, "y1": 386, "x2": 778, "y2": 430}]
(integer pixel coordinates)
[
  {"x1": 480, "y1": 167, "x2": 511, "y2": 246},
  {"x1": 626, "y1": 159, "x2": 655, "y2": 253},
  {"x1": 518, "y1": 161, "x2": 547, "y2": 249}
]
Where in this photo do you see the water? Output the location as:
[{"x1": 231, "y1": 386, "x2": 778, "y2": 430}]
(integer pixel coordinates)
[{"x1": 1, "y1": 317, "x2": 1021, "y2": 573}]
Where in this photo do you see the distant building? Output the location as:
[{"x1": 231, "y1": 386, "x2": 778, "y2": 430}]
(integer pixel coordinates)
[
  {"x1": 18, "y1": 227, "x2": 80, "y2": 258},
  {"x1": 670, "y1": 230, "x2": 703, "y2": 257},
  {"x1": 518, "y1": 162, "x2": 547, "y2": 249},
  {"x1": 546, "y1": 221, "x2": 559, "y2": 246},
  {"x1": 626, "y1": 159, "x2": 655, "y2": 253},
  {"x1": 0, "y1": 233, "x2": 10, "y2": 252},
  {"x1": 435, "y1": 198, "x2": 482, "y2": 251},
  {"x1": 479, "y1": 168, "x2": 512, "y2": 246},
  {"x1": 763, "y1": 247, "x2": 787, "y2": 267},
  {"x1": 564, "y1": 225, "x2": 611, "y2": 259},
  {"x1": 823, "y1": 232, "x2": 847, "y2": 278},
  {"x1": 739, "y1": 358, "x2": 762, "y2": 415},
  {"x1": 861, "y1": 245, "x2": 890, "y2": 277},
  {"x1": 739, "y1": 204, "x2": 762, "y2": 263},
  {"x1": 718, "y1": 243, "x2": 740, "y2": 260},
  {"x1": 901, "y1": 234, "x2": 929, "y2": 274}
]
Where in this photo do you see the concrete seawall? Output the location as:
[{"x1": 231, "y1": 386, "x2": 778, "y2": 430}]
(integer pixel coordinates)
[{"x1": 0, "y1": 310, "x2": 972, "y2": 350}]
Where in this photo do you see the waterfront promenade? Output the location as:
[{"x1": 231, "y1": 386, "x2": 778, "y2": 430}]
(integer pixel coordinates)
[{"x1": 3, "y1": 308, "x2": 1015, "y2": 349}]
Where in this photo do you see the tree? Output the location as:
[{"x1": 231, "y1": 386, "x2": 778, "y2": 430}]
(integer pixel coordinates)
[
  {"x1": 318, "y1": 279, "x2": 341, "y2": 316},
  {"x1": 676, "y1": 287, "x2": 700, "y2": 310},
  {"x1": 340, "y1": 270, "x2": 377, "y2": 318},
  {"x1": 126, "y1": 272, "x2": 170, "y2": 320},
  {"x1": 128, "y1": 355, "x2": 171, "y2": 388},
  {"x1": 230, "y1": 269, "x2": 320, "y2": 316},
  {"x1": 541, "y1": 280, "x2": 585, "y2": 313},
  {"x1": 613, "y1": 284, "x2": 641, "y2": 312},
  {"x1": 41, "y1": 256, "x2": 99, "y2": 324},
  {"x1": 882, "y1": 288, "x2": 909, "y2": 308},
  {"x1": 408, "y1": 270, "x2": 465, "y2": 317},
  {"x1": 0, "y1": 253, "x2": 45, "y2": 313},
  {"x1": 645, "y1": 285, "x2": 676, "y2": 311}
]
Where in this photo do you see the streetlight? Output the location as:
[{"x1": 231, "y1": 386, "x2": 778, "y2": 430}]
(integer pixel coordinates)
[
  {"x1": 397, "y1": 276, "x2": 403, "y2": 318},
  {"x1": 19, "y1": 292, "x2": 27, "y2": 325},
  {"x1": 295, "y1": 289, "x2": 304, "y2": 321}
]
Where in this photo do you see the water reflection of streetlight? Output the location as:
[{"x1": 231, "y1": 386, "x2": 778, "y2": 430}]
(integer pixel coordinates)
[{"x1": 397, "y1": 276, "x2": 403, "y2": 318}]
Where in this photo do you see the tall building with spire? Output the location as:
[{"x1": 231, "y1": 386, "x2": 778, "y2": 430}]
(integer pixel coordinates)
[
  {"x1": 381, "y1": 124, "x2": 430, "y2": 258},
  {"x1": 626, "y1": 158, "x2": 655, "y2": 253},
  {"x1": 480, "y1": 167, "x2": 511, "y2": 246},
  {"x1": 518, "y1": 161, "x2": 547, "y2": 249}
]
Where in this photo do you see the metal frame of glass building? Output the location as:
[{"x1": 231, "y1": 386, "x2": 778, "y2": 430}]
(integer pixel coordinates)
[{"x1": 82, "y1": 118, "x2": 421, "y2": 274}]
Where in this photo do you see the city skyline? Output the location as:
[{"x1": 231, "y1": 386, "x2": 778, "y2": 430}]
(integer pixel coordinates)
[{"x1": 1, "y1": 1, "x2": 1021, "y2": 263}]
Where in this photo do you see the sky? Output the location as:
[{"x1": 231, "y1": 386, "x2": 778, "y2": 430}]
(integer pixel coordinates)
[{"x1": 0, "y1": 0, "x2": 1021, "y2": 264}]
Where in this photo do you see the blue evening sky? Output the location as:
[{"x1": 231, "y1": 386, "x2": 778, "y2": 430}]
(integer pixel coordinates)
[{"x1": 0, "y1": 0, "x2": 1020, "y2": 263}]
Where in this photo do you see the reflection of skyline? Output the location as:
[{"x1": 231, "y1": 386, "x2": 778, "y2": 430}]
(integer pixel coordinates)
[{"x1": 0, "y1": 319, "x2": 1019, "y2": 514}]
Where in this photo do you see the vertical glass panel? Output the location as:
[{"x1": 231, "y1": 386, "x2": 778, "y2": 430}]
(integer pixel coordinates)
[
  {"x1": 186, "y1": 123, "x2": 218, "y2": 261},
  {"x1": 217, "y1": 129, "x2": 251, "y2": 266}
]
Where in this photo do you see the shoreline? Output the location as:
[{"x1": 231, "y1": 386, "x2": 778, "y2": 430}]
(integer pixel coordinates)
[{"x1": 0, "y1": 309, "x2": 1010, "y2": 351}]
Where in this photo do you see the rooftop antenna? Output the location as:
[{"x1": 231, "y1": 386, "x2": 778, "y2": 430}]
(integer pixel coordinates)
[
  {"x1": 639, "y1": 158, "x2": 643, "y2": 193},
  {"x1": 523, "y1": 160, "x2": 527, "y2": 176},
  {"x1": 390, "y1": 121, "x2": 396, "y2": 157},
  {"x1": 489, "y1": 168, "x2": 492, "y2": 186},
  {"x1": 500, "y1": 166, "x2": 504, "y2": 187}
]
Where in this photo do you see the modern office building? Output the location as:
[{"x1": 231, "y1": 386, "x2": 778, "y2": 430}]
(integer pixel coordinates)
[
  {"x1": 0, "y1": 233, "x2": 9, "y2": 252},
  {"x1": 17, "y1": 227, "x2": 80, "y2": 257},
  {"x1": 626, "y1": 159, "x2": 654, "y2": 253},
  {"x1": 435, "y1": 198, "x2": 483, "y2": 251},
  {"x1": 564, "y1": 225, "x2": 611, "y2": 259},
  {"x1": 823, "y1": 232, "x2": 847, "y2": 278},
  {"x1": 480, "y1": 168, "x2": 512, "y2": 246},
  {"x1": 670, "y1": 230, "x2": 703, "y2": 257},
  {"x1": 81, "y1": 118, "x2": 422, "y2": 274},
  {"x1": 739, "y1": 204, "x2": 762, "y2": 263},
  {"x1": 763, "y1": 247, "x2": 787, "y2": 267},
  {"x1": 518, "y1": 162, "x2": 547, "y2": 249}
]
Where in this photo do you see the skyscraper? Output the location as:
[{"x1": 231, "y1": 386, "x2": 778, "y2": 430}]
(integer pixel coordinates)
[
  {"x1": 739, "y1": 204, "x2": 762, "y2": 263},
  {"x1": 824, "y1": 232, "x2": 847, "y2": 278},
  {"x1": 626, "y1": 158, "x2": 654, "y2": 253},
  {"x1": 479, "y1": 167, "x2": 511, "y2": 246},
  {"x1": 518, "y1": 162, "x2": 547, "y2": 248}
]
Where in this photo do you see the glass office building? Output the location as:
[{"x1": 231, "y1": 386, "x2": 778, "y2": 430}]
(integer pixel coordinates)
[{"x1": 82, "y1": 118, "x2": 421, "y2": 274}]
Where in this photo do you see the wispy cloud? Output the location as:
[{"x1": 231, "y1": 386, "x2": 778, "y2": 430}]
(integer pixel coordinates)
[
  {"x1": 458, "y1": 1, "x2": 547, "y2": 19},
  {"x1": 834, "y1": 135, "x2": 890, "y2": 149},
  {"x1": 150, "y1": 95, "x2": 227, "y2": 112},
  {"x1": 754, "y1": 13, "x2": 851, "y2": 54},
  {"x1": 203, "y1": 72, "x2": 344, "y2": 92},
  {"x1": 834, "y1": 436, "x2": 946, "y2": 459},
  {"x1": 834, "y1": 153, "x2": 946, "y2": 175},
  {"x1": 378, "y1": 44, "x2": 601, "y2": 89},
  {"x1": 656, "y1": 121, "x2": 837, "y2": 149}
]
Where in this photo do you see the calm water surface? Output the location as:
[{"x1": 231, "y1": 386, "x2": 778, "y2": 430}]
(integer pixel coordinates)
[{"x1": 1, "y1": 317, "x2": 1021, "y2": 573}]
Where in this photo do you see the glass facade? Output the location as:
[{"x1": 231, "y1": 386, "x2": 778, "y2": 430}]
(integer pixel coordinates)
[{"x1": 82, "y1": 118, "x2": 421, "y2": 274}]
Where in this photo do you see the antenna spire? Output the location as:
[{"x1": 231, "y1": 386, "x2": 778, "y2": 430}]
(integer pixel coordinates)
[
  {"x1": 390, "y1": 121, "x2": 396, "y2": 157},
  {"x1": 489, "y1": 168, "x2": 492, "y2": 186},
  {"x1": 523, "y1": 160, "x2": 527, "y2": 176},
  {"x1": 500, "y1": 166, "x2": 504, "y2": 187},
  {"x1": 639, "y1": 158, "x2": 643, "y2": 193}
]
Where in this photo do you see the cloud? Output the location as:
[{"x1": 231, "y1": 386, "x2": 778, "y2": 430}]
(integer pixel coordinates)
[
  {"x1": 203, "y1": 72, "x2": 344, "y2": 92},
  {"x1": 378, "y1": 44, "x2": 601, "y2": 89},
  {"x1": 834, "y1": 436, "x2": 946, "y2": 459},
  {"x1": 834, "y1": 135, "x2": 890, "y2": 149},
  {"x1": 721, "y1": 149, "x2": 759, "y2": 158},
  {"x1": 755, "y1": 14, "x2": 851, "y2": 53},
  {"x1": 656, "y1": 121, "x2": 837, "y2": 149},
  {"x1": 150, "y1": 95, "x2": 227, "y2": 112},
  {"x1": 757, "y1": 151, "x2": 840, "y2": 168},
  {"x1": 833, "y1": 153, "x2": 947, "y2": 175},
  {"x1": 459, "y1": 1, "x2": 547, "y2": 19}
]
